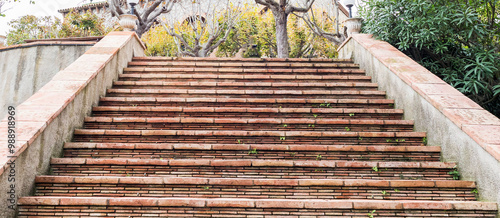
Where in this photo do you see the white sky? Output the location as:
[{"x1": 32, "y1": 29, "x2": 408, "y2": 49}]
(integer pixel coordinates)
[
  {"x1": 0, "y1": 0, "x2": 83, "y2": 35},
  {"x1": 0, "y1": 0, "x2": 360, "y2": 36}
]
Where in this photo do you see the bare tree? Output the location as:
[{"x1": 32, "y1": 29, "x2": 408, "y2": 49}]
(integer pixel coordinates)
[
  {"x1": 162, "y1": 0, "x2": 243, "y2": 57},
  {"x1": 293, "y1": 0, "x2": 346, "y2": 46},
  {"x1": 254, "y1": 0, "x2": 315, "y2": 58},
  {"x1": 108, "y1": 0, "x2": 175, "y2": 37}
]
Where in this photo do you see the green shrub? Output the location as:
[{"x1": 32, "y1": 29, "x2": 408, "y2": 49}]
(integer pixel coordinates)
[{"x1": 361, "y1": 0, "x2": 500, "y2": 117}]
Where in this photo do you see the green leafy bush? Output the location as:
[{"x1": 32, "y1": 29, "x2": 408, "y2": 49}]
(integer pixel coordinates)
[
  {"x1": 6, "y1": 10, "x2": 111, "y2": 45},
  {"x1": 361, "y1": 0, "x2": 500, "y2": 117}
]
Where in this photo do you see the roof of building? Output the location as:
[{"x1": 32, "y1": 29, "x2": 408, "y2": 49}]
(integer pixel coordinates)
[{"x1": 58, "y1": 1, "x2": 108, "y2": 13}]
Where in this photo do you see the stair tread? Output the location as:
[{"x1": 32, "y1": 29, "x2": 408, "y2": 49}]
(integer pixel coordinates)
[
  {"x1": 93, "y1": 106, "x2": 400, "y2": 113},
  {"x1": 18, "y1": 196, "x2": 497, "y2": 211},
  {"x1": 50, "y1": 158, "x2": 454, "y2": 168},
  {"x1": 35, "y1": 176, "x2": 474, "y2": 188},
  {"x1": 63, "y1": 142, "x2": 438, "y2": 151},
  {"x1": 84, "y1": 117, "x2": 413, "y2": 125},
  {"x1": 119, "y1": 73, "x2": 371, "y2": 80},
  {"x1": 73, "y1": 129, "x2": 426, "y2": 137},
  {"x1": 132, "y1": 57, "x2": 354, "y2": 63},
  {"x1": 112, "y1": 81, "x2": 378, "y2": 87}
]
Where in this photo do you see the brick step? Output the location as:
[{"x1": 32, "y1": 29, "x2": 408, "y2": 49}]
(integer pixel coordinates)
[
  {"x1": 18, "y1": 197, "x2": 497, "y2": 217},
  {"x1": 133, "y1": 56, "x2": 355, "y2": 63},
  {"x1": 127, "y1": 61, "x2": 360, "y2": 69},
  {"x1": 124, "y1": 67, "x2": 367, "y2": 75},
  {"x1": 97, "y1": 98, "x2": 395, "y2": 109},
  {"x1": 83, "y1": 117, "x2": 414, "y2": 132},
  {"x1": 72, "y1": 129, "x2": 426, "y2": 146},
  {"x1": 105, "y1": 89, "x2": 386, "y2": 99},
  {"x1": 111, "y1": 81, "x2": 379, "y2": 91},
  {"x1": 63, "y1": 143, "x2": 439, "y2": 161},
  {"x1": 118, "y1": 73, "x2": 373, "y2": 83},
  {"x1": 93, "y1": 106, "x2": 402, "y2": 119},
  {"x1": 50, "y1": 158, "x2": 455, "y2": 180},
  {"x1": 35, "y1": 176, "x2": 476, "y2": 201}
]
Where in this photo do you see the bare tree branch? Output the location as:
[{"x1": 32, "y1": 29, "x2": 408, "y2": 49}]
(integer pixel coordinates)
[
  {"x1": 108, "y1": 0, "x2": 176, "y2": 37},
  {"x1": 163, "y1": 0, "x2": 244, "y2": 57}
]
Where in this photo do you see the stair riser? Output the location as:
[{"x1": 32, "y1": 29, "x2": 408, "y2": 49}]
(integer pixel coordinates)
[
  {"x1": 35, "y1": 183, "x2": 475, "y2": 201},
  {"x1": 118, "y1": 77, "x2": 373, "y2": 83},
  {"x1": 97, "y1": 102, "x2": 394, "y2": 109},
  {"x1": 83, "y1": 123, "x2": 414, "y2": 132},
  {"x1": 127, "y1": 63, "x2": 360, "y2": 69},
  {"x1": 72, "y1": 135, "x2": 424, "y2": 146},
  {"x1": 111, "y1": 85, "x2": 379, "y2": 91},
  {"x1": 50, "y1": 165, "x2": 454, "y2": 180},
  {"x1": 105, "y1": 93, "x2": 386, "y2": 99},
  {"x1": 91, "y1": 112, "x2": 403, "y2": 120},
  {"x1": 123, "y1": 69, "x2": 366, "y2": 75},
  {"x1": 18, "y1": 206, "x2": 496, "y2": 217},
  {"x1": 63, "y1": 149, "x2": 440, "y2": 161}
]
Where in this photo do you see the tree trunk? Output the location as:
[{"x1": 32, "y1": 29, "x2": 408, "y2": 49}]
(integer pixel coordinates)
[{"x1": 274, "y1": 11, "x2": 290, "y2": 58}]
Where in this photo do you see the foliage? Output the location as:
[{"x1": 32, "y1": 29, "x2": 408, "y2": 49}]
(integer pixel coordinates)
[
  {"x1": 161, "y1": 0, "x2": 243, "y2": 57},
  {"x1": 6, "y1": 10, "x2": 111, "y2": 45},
  {"x1": 6, "y1": 15, "x2": 60, "y2": 45},
  {"x1": 217, "y1": 7, "x2": 338, "y2": 58},
  {"x1": 142, "y1": 25, "x2": 177, "y2": 56},
  {"x1": 360, "y1": 0, "x2": 500, "y2": 117},
  {"x1": 59, "y1": 10, "x2": 110, "y2": 38}
]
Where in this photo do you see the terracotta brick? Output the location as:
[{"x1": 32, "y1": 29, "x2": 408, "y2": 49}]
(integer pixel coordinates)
[
  {"x1": 250, "y1": 144, "x2": 288, "y2": 151},
  {"x1": 211, "y1": 160, "x2": 251, "y2": 167},
  {"x1": 254, "y1": 179, "x2": 298, "y2": 186},
  {"x1": 109, "y1": 198, "x2": 158, "y2": 206},
  {"x1": 288, "y1": 144, "x2": 328, "y2": 151},
  {"x1": 173, "y1": 144, "x2": 211, "y2": 150},
  {"x1": 378, "y1": 162, "x2": 420, "y2": 168},
  {"x1": 402, "y1": 201, "x2": 453, "y2": 210},
  {"x1": 452, "y1": 202, "x2": 498, "y2": 211},
  {"x1": 344, "y1": 180, "x2": 389, "y2": 187},
  {"x1": 435, "y1": 180, "x2": 475, "y2": 188},
  {"x1": 170, "y1": 159, "x2": 210, "y2": 166},
  {"x1": 19, "y1": 197, "x2": 60, "y2": 205},
  {"x1": 354, "y1": 201, "x2": 403, "y2": 210},
  {"x1": 207, "y1": 199, "x2": 255, "y2": 208},
  {"x1": 164, "y1": 177, "x2": 208, "y2": 185},
  {"x1": 60, "y1": 197, "x2": 108, "y2": 206},
  {"x1": 336, "y1": 161, "x2": 377, "y2": 168},
  {"x1": 304, "y1": 200, "x2": 353, "y2": 209},
  {"x1": 294, "y1": 161, "x2": 336, "y2": 168},
  {"x1": 252, "y1": 160, "x2": 294, "y2": 167},
  {"x1": 256, "y1": 199, "x2": 304, "y2": 208},
  {"x1": 120, "y1": 176, "x2": 163, "y2": 184},
  {"x1": 298, "y1": 179, "x2": 343, "y2": 186},
  {"x1": 141, "y1": 130, "x2": 177, "y2": 136},
  {"x1": 51, "y1": 158, "x2": 86, "y2": 165},
  {"x1": 87, "y1": 159, "x2": 127, "y2": 165},
  {"x1": 389, "y1": 180, "x2": 435, "y2": 187},
  {"x1": 209, "y1": 178, "x2": 254, "y2": 186},
  {"x1": 75, "y1": 176, "x2": 119, "y2": 184},
  {"x1": 35, "y1": 176, "x2": 74, "y2": 184}
]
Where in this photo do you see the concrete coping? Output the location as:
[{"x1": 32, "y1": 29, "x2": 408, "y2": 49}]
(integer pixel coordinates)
[
  {"x1": 338, "y1": 34, "x2": 500, "y2": 162},
  {"x1": 0, "y1": 41, "x2": 97, "y2": 52},
  {"x1": 0, "y1": 32, "x2": 146, "y2": 177}
]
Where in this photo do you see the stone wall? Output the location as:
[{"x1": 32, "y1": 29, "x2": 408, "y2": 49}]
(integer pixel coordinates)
[
  {"x1": 0, "y1": 32, "x2": 145, "y2": 217},
  {"x1": 338, "y1": 34, "x2": 500, "y2": 216},
  {"x1": 0, "y1": 42, "x2": 95, "y2": 118}
]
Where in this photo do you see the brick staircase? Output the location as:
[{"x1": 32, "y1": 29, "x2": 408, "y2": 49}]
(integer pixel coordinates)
[{"x1": 18, "y1": 57, "x2": 497, "y2": 217}]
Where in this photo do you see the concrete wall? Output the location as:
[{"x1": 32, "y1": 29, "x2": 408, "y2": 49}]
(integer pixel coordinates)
[
  {"x1": 339, "y1": 34, "x2": 500, "y2": 215},
  {"x1": 0, "y1": 42, "x2": 95, "y2": 118},
  {"x1": 0, "y1": 32, "x2": 145, "y2": 218}
]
